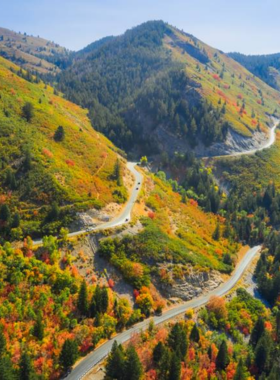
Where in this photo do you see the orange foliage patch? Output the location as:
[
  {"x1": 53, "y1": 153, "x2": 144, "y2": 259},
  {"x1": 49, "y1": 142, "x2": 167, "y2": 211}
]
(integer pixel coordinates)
[
  {"x1": 212, "y1": 74, "x2": 220, "y2": 81},
  {"x1": 42, "y1": 148, "x2": 53, "y2": 158},
  {"x1": 65, "y1": 159, "x2": 75, "y2": 166}
]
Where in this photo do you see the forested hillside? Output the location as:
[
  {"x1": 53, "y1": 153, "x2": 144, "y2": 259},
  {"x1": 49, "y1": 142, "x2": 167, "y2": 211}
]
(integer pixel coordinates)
[
  {"x1": 229, "y1": 52, "x2": 280, "y2": 91},
  {"x1": 0, "y1": 56, "x2": 127, "y2": 239},
  {"x1": 0, "y1": 27, "x2": 70, "y2": 74},
  {"x1": 105, "y1": 287, "x2": 280, "y2": 380},
  {"x1": 57, "y1": 21, "x2": 280, "y2": 156}
]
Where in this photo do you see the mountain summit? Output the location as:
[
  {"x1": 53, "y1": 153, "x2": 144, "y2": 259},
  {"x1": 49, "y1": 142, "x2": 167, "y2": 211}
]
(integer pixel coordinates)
[{"x1": 58, "y1": 21, "x2": 280, "y2": 157}]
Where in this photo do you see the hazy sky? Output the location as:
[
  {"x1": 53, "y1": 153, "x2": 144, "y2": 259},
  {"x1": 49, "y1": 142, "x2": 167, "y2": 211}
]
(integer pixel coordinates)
[{"x1": 1, "y1": 0, "x2": 280, "y2": 54}]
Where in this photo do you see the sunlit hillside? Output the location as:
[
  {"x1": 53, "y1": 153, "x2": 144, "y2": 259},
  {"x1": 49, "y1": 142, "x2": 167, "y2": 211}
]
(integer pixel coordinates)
[
  {"x1": 0, "y1": 56, "x2": 126, "y2": 236},
  {"x1": 165, "y1": 26, "x2": 280, "y2": 137}
]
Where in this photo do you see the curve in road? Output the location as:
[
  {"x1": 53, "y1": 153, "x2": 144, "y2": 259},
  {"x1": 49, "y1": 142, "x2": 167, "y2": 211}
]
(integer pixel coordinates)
[
  {"x1": 228, "y1": 119, "x2": 278, "y2": 157},
  {"x1": 207, "y1": 118, "x2": 279, "y2": 159},
  {"x1": 34, "y1": 162, "x2": 143, "y2": 246},
  {"x1": 66, "y1": 245, "x2": 262, "y2": 380}
]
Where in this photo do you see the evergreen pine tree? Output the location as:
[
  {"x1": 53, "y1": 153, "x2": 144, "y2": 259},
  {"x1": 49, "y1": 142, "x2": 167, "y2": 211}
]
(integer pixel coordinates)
[
  {"x1": 249, "y1": 316, "x2": 265, "y2": 347},
  {"x1": 0, "y1": 325, "x2": 6, "y2": 355},
  {"x1": 216, "y1": 340, "x2": 230, "y2": 371},
  {"x1": 223, "y1": 220, "x2": 232, "y2": 239},
  {"x1": 267, "y1": 363, "x2": 280, "y2": 380},
  {"x1": 153, "y1": 341, "x2": 165, "y2": 364},
  {"x1": 46, "y1": 202, "x2": 60, "y2": 222},
  {"x1": 19, "y1": 351, "x2": 35, "y2": 380},
  {"x1": 11, "y1": 212, "x2": 20, "y2": 228},
  {"x1": 113, "y1": 159, "x2": 122, "y2": 186},
  {"x1": 23, "y1": 151, "x2": 32, "y2": 171},
  {"x1": 254, "y1": 331, "x2": 273, "y2": 374},
  {"x1": 0, "y1": 204, "x2": 11, "y2": 223},
  {"x1": 212, "y1": 221, "x2": 220, "y2": 241},
  {"x1": 33, "y1": 313, "x2": 44, "y2": 341},
  {"x1": 101, "y1": 288, "x2": 109, "y2": 313},
  {"x1": 22, "y1": 102, "x2": 34, "y2": 122},
  {"x1": 168, "y1": 323, "x2": 188, "y2": 361},
  {"x1": 77, "y1": 280, "x2": 88, "y2": 316},
  {"x1": 124, "y1": 346, "x2": 143, "y2": 380},
  {"x1": 54, "y1": 126, "x2": 65, "y2": 142},
  {"x1": 168, "y1": 353, "x2": 181, "y2": 380},
  {"x1": 0, "y1": 356, "x2": 16, "y2": 380},
  {"x1": 59, "y1": 339, "x2": 79, "y2": 370},
  {"x1": 105, "y1": 341, "x2": 125, "y2": 380},
  {"x1": 190, "y1": 323, "x2": 200, "y2": 343},
  {"x1": 233, "y1": 358, "x2": 246, "y2": 380}
]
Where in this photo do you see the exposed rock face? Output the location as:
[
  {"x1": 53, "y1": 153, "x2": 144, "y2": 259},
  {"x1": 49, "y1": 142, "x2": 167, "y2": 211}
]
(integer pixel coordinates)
[
  {"x1": 194, "y1": 127, "x2": 268, "y2": 157},
  {"x1": 131, "y1": 108, "x2": 273, "y2": 159},
  {"x1": 156, "y1": 265, "x2": 223, "y2": 301}
]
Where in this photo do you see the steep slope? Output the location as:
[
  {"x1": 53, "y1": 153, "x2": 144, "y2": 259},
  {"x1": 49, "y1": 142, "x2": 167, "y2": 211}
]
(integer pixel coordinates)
[
  {"x1": 0, "y1": 56, "x2": 126, "y2": 237},
  {"x1": 229, "y1": 52, "x2": 280, "y2": 91},
  {"x1": 0, "y1": 27, "x2": 70, "y2": 74},
  {"x1": 58, "y1": 21, "x2": 280, "y2": 157}
]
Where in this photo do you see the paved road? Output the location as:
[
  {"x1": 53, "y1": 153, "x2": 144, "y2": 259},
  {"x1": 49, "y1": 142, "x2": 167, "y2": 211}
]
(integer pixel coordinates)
[
  {"x1": 66, "y1": 245, "x2": 262, "y2": 380},
  {"x1": 208, "y1": 118, "x2": 279, "y2": 159},
  {"x1": 59, "y1": 121, "x2": 278, "y2": 379},
  {"x1": 34, "y1": 162, "x2": 143, "y2": 246},
  {"x1": 229, "y1": 119, "x2": 278, "y2": 157}
]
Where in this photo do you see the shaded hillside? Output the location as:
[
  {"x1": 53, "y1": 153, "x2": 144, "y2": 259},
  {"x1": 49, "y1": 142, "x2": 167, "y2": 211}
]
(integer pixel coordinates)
[
  {"x1": 0, "y1": 56, "x2": 126, "y2": 237},
  {"x1": 0, "y1": 27, "x2": 70, "y2": 74},
  {"x1": 229, "y1": 52, "x2": 280, "y2": 91},
  {"x1": 58, "y1": 21, "x2": 280, "y2": 156}
]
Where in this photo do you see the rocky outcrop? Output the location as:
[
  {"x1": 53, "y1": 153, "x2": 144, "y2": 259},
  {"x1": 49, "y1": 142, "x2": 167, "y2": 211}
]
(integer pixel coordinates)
[
  {"x1": 194, "y1": 127, "x2": 268, "y2": 157},
  {"x1": 156, "y1": 265, "x2": 223, "y2": 301}
]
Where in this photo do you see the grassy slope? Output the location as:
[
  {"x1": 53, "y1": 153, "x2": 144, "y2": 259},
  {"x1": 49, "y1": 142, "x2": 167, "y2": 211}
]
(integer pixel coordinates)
[
  {"x1": 166, "y1": 27, "x2": 280, "y2": 137},
  {"x1": 0, "y1": 27, "x2": 69, "y2": 74},
  {"x1": 134, "y1": 172, "x2": 239, "y2": 271},
  {"x1": 0, "y1": 56, "x2": 124, "y2": 210}
]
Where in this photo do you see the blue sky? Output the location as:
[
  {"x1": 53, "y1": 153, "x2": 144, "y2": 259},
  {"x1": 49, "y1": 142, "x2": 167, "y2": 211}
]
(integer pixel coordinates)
[{"x1": 1, "y1": 0, "x2": 280, "y2": 54}]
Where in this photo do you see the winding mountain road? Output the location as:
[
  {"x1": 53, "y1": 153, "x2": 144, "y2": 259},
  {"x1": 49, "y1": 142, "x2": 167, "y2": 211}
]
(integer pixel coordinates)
[
  {"x1": 66, "y1": 245, "x2": 262, "y2": 380},
  {"x1": 207, "y1": 119, "x2": 279, "y2": 160},
  {"x1": 45, "y1": 119, "x2": 277, "y2": 379},
  {"x1": 64, "y1": 121, "x2": 280, "y2": 380},
  {"x1": 34, "y1": 162, "x2": 143, "y2": 246},
  {"x1": 228, "y1": 119, "x2": 279, "y2": 157}
]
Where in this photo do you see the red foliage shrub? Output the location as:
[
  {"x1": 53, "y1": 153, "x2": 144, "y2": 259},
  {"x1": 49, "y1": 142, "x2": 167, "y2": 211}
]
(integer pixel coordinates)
[
  {"x1": 42, "y1": 148, "x2": 53, "y2": 158},
  {"x1": 265, "y1": 321, "x2": 273, "y2": 332},
  {"x1": 108, "y1": 278, "x2": 115, "y2": 289},
  {"x1": 189, "y1": 199, "x2": 198, "y2": 207},
  {"x1": 133, "y1": 289, "x2": 140, "y2": 299},
  {"x1": 237, "y1": 94, "x2": 243, "y2": 99},
  {"x1": 148, "y1": 211, "x2": 155, "y2": 219},
  {"x1": 217, "y1": 90, "x2": 226, "y2": 98},
  {"x1": 212, "y1": 74, "x2": 220, "y2": 81},
  {"x1": 65, "y1": 159, "x2": 75, "y2": 167}
]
